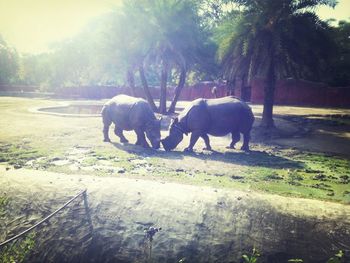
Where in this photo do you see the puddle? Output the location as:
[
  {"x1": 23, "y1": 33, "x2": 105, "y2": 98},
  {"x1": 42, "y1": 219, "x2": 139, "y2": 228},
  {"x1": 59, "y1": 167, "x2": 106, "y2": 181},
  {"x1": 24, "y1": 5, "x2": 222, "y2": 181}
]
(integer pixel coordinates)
[
  {"x1": 38, "y1": 104, "x2": 102, "y2": 116},
  {"x1": 32, "y1": 103, "x2": 176, "y2": 131},
  {"x1": 51, "y1": 159, "x2": 71, "y2": 166},
  {"x1": 31, "y1": 103, "x2": 103, "y2": 117}
]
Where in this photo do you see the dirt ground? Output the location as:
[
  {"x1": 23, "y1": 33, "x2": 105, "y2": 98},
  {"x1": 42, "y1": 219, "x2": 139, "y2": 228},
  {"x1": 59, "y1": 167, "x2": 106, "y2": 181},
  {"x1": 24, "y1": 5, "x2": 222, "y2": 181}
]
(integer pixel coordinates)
[
  {"x1": 253, "y1": 105, "x2": 350, "y2": 155},
  {"x1": 0, "y1": 97, "x2": 350, "y2": 262},
  {"x1": 34, "y1": 100, "x2": 350, "y2": 155}
]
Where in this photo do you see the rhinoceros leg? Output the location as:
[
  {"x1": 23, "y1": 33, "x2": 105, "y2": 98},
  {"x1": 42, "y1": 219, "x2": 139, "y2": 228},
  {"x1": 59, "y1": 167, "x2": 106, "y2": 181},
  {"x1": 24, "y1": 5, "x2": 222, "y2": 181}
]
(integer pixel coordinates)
[
  {"x1": 102, "y1": 114, "x2": 112, "y2": 142},
  {"x1": 201, "y1": 134, "x2": 212, "y2": 151},
  {"x1": 228, "y1": 131, "x2": 240, "y2": 149},
  {"x1": 184, "y1": 132, "x2": 200, "y2": 152},
  {"x1": 135, "y1": 129, "x2": 150, "y2": 148},
  {"x1": 241, "y1": 132, "x2": 250, "y2": 151},
  {"x1": 114, "y1": 126, "x2": 129, "y2": 143}
]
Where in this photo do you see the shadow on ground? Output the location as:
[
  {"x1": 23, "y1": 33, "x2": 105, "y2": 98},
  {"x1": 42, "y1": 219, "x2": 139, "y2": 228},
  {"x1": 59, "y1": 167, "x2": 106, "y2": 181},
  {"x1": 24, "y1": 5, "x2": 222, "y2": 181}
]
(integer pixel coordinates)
[{"x1": 111, "y1": 141, "x2": 303, "y2": 170}]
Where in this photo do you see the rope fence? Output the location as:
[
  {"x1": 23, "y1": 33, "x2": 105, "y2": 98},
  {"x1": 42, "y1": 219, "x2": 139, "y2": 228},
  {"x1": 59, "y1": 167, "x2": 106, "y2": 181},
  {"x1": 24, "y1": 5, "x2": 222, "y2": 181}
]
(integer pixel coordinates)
[{"x1": 0, "y1": 189, "x2": 91, "y2": 248}]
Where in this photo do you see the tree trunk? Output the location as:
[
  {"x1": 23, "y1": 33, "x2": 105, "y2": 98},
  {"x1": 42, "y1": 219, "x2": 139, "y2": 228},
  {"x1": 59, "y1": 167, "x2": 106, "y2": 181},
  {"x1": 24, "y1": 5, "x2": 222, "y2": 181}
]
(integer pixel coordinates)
[
  {"x1": 261, "y1": 58, "x2": 276, "y2": 128},
  {"x1": 159, "y1": 60, "x2": 168, "y2": 114},
  {"x1": 139, "y1": 65, "x2": 157, "y2": 112},
  {"x1": 168, "y1": 68, "x2": 186, "y2": 114},
  {"x1": 226, "y1": 79, "x2": 235, "y2": 96},
  {"x1": 241, "y1": 74, "x2": 248, "y2": 101},
  {"x1": 126, "y1": 69, "x2": 136, "y2": 96}
]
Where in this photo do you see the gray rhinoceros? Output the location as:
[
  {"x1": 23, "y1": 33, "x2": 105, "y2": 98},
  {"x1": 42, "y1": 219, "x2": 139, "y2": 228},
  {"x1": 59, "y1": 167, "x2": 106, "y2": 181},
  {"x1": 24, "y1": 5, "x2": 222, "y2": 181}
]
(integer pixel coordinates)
[
  {"x1": 101, "y1": 95, "x2": 161, "y2": 149},
  {"x1": 161, "y1": 96, "x2": 254, "y2": 152}
]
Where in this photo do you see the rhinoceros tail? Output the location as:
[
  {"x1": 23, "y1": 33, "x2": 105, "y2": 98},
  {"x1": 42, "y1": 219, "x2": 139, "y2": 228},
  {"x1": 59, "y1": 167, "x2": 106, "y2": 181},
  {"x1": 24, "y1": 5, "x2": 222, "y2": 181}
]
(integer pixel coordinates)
[
  {"x1": 100, "y1": 105, "x2": 107, "y2": 116},
  {"x1": 249, "y1": 106, "x2": 255, "y2": 123},
  {"x1": 239, "y1": 105, "x2": 255, "y2": 134},
  {"x1": 246, "y1": 106, "x2": 255, "y2": 128}
]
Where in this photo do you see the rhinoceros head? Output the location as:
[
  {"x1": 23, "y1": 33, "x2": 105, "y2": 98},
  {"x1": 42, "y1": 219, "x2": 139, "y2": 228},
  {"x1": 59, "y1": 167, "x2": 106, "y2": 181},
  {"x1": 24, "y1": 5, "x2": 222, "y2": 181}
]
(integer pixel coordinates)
[
  {"x1": 145, "y1": 118, "x2": 161, "y2": 149},
  {"x1": 161, "y1": 118, "x2": 184, "y2": 151}
]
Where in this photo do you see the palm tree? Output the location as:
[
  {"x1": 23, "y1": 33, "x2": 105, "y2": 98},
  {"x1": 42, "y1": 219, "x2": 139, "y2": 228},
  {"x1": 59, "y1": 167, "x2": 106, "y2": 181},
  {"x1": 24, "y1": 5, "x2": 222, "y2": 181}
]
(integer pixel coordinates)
[
  {"x1": 120, "y1": 0, "x2": 205, "y2": 114},
  {"x1": 217, "y1": 0, "x2": 336, "y2": 127},
  {"x1": 328, "y1": 20, "x2": 350, "y2": 86},
  {"x1": 144, "y1": 0, "x2": 204, "y2": 114}
]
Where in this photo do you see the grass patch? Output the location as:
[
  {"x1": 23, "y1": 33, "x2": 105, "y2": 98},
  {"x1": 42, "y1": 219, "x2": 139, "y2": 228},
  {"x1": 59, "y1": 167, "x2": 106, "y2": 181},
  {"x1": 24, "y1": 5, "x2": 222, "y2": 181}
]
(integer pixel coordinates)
[
  {"x1": 0, "y1": 142, "x2": 44, "y2": 168},
  {"x1": 0, "y1": 97, "x2": 349, "y2": 203},
  {"x1": 1, "y1": 139, "x2": 349, "y2": 203},
  {"x1": 0, "y1": 232, "x2": 36, "y2": 263},
  {"x1": 0, "y1": 195, "x2": 8, "y2": 215}
]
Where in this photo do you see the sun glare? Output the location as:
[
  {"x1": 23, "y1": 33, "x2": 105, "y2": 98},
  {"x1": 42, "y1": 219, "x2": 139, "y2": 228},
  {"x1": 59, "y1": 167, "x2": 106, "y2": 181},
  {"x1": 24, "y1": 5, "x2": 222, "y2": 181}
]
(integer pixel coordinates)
[
  {"x1": 0, "y1": 0, "x2": 121, "y2": 53},
  {"x1": 317, "y1": 0, "x2": 350, "y2": 23}
]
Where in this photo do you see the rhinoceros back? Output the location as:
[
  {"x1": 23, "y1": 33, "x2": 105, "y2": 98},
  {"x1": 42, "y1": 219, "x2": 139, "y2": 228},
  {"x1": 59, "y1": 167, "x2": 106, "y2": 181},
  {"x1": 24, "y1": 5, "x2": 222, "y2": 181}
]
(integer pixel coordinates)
[
  {"x1": 206, "y1": 96, "x2": 254, "y2": 134},
  {"x1": 102, "y1": 95, "x2": 155, "y2": 130},
  {"x1": 176, "y1": 98, "x2": 208, "y2": 132},
  {"x1": 177, "y1": 96, "x2": 254, "y2": 136},
  {"x1": 177, "y1": 98, "x2": 204, "y2": 120}
]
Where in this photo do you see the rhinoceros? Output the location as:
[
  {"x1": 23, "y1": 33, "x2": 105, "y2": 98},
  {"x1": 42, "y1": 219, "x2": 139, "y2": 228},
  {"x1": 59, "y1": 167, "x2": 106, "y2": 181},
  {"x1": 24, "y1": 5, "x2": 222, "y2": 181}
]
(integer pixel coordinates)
[
  {"x1": 101, "y1": 95, "x2": 161, "y2": 149},
  {"x1": 161, "y1": 96, "x2": 254, "y2": 152}
]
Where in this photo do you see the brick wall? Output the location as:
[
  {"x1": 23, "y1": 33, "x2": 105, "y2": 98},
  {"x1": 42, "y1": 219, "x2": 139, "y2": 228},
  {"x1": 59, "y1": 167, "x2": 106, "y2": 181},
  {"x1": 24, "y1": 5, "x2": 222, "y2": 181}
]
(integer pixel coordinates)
[
  {"x1": 17, "y1": 80, "x2": 349, "y2": 108},
  {"x1": 0, "y1": 85, "x2": 39, "y2": 92},
  {"x1": 250, "y1": 78, "x2": 350, "y2": 108}
]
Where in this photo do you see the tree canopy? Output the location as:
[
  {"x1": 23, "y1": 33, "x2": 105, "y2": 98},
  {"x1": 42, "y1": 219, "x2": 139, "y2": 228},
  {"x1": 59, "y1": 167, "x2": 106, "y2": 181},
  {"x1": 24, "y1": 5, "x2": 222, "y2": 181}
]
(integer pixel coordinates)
[
  {"x1": 216, "y1": 0, "x2": 337, "y2": 127},
  {"x1": 328, "y1": 20, "x2": 350, "y2": 86},
  {"x1": 110, "y1": 0, "x2": 214, "y2": 113},
  {"x1": 0, "y1": 35, "x2": 19, "y2": 85}
]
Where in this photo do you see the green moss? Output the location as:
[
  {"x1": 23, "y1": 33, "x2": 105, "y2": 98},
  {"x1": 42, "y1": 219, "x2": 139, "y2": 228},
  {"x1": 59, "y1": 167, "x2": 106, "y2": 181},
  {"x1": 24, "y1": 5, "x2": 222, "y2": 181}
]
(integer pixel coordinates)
[
  {"x1": 0, "y1": 195, "x2": 8, "y2": 215},
  {"x1": 0, "y1": 142, "x2": 44, "y2": 167},
  {"x1": 0, "y1": 232, "x2": 36, "y2": 263}
]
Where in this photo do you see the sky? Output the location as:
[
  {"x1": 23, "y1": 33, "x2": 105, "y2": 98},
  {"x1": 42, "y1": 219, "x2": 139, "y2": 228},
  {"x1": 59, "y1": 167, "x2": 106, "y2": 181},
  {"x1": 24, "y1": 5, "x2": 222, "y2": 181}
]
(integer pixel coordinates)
[
  {"x1": 0, "y1": 0, "x2": 120, "y2": 53},
  {"x1": 0, "y1": 0, "x2": 349, "y2": 54}
]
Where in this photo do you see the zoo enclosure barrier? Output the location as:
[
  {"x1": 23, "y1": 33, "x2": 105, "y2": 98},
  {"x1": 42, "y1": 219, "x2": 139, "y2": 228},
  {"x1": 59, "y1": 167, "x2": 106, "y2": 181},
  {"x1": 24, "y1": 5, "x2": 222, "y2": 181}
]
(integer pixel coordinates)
[{"x1": 0, "y1": 189, "x2": 93, "y2": 248}]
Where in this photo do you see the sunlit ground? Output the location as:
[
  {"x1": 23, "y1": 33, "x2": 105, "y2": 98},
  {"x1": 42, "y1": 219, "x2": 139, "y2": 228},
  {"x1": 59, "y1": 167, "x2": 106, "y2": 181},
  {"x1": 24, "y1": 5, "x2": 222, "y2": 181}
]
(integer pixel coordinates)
[
  {"x1": 0, "y1": 96, "x2": 349, "y2": 203},
  {"x1": 0, "y1": 96, "x2": 350, "y2": 262}
]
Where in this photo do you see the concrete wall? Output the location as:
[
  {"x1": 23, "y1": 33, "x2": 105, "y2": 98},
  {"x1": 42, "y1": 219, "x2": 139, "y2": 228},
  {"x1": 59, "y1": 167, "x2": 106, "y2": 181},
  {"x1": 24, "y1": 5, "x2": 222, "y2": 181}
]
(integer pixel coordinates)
[
  {"x1": 250, "y1": 78, "x2": 350, "y2": 108},
  {"x1": 2, "y1": 80, "x2": 349, "y2": 108},
  {"x1": 56, "y1": 85, "x2": 177, "y2": 100},
  {"x1": 54, "y1": 81, "x2": 350, "y2": 108},
  {"x1": 178, "y1": 82, "x2": 227, "y2": 100},
  {"x1": 55, "y1": 82, "x2": 226, "y2": 101},
  {"x1": 0, "y1": 85, "x2": 39, "y2": 92}
]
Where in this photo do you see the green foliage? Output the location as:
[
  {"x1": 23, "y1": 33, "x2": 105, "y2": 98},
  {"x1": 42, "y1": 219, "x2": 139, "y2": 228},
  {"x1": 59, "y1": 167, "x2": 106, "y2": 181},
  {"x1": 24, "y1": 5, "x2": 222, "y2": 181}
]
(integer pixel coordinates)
[
  {"x1": 16, "y1": 14, "x2": 130, "y2": 89},
  {"x1": 0, "y1": 35, "x2": 19, "y2": 85},
  {"x1": 0, "y1": 195, "x2": 8, "y2": 215},
  {"x1": 242, "y1": 247, "x2": 260, "y2": 263},
  {"x1": 327, "y1": 20, "x2": 350, "y2": 86},
  {"x1": 216, "y1": 0, "x2": 336, "y2": 82},
  {"x1": 116, "y1": 0, "x2": 218, "y2": 112},
  {"x1": 12, "y1": 0, "x2": 220, "y2": 96},
  {"x1": 326, "y1": 250, "x2": 345, "y2": 263},
  {"x1": 0, "y1": 232, "x2": 36, "y2": 263},
  {"x1": 4, "y1": 0, "x2": 347, "y2": 93},
  {"x1": 0, "y1": 142, "x2": 43, "y2": 167},
  {"x1": 214, "y1": 0, "x2": 337, "y2": 126},
  {"x1": 288, "y1": 259, "x2": 303, "y2": 263},
  {"x1": 18, "y1": 53, "x2": 52, "y2": 89}
]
